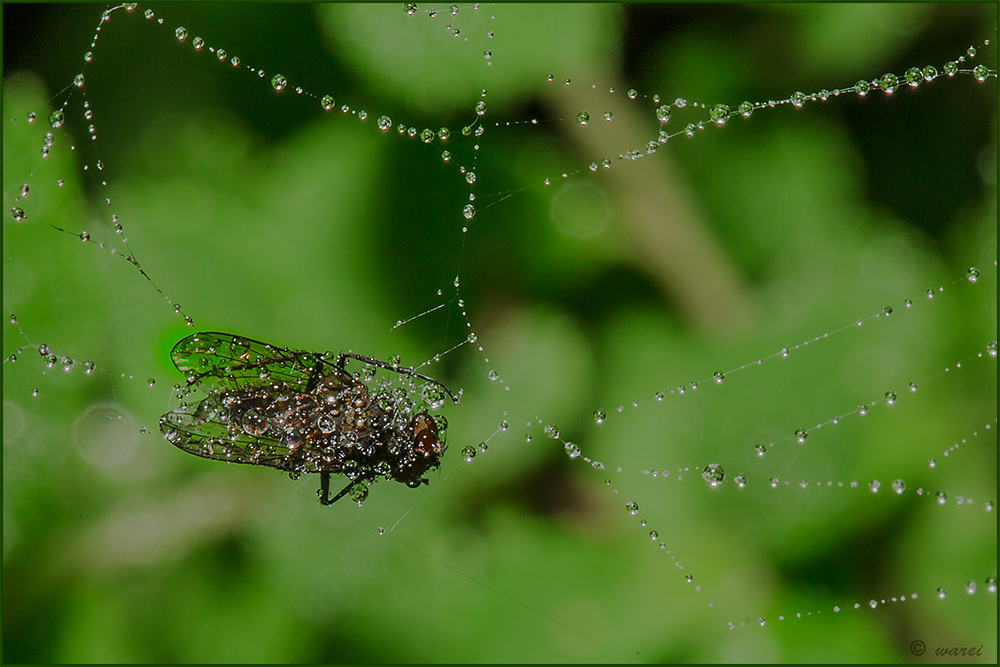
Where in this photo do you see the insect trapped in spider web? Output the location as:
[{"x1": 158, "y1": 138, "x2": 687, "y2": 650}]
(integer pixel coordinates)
[{"x1": 159, "y1": 332, "x2": 460, "y2": 505}]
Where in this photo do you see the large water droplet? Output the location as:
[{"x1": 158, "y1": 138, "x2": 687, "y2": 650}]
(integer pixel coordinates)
[
  {"x1": 175, "y1": 26, "x2": 187, "y2": 41},
  {"x1": 270, "y1": 74, "x2": 287, "y2": 92},
  {"x1": 702, "y1": 463, "x2": 725, "y2": 488},
  {"x1": 626, "y1": 501, "x2": 639, "y2": 515},
  {"x1": 576, "y1": 111, "x2": 590, "y2": 125},
  {"x1": 879, "y1": 73, "x2": 898, "y2": 94},
  {"x1": 709, "y1": 103, "x2": 730, "y2": 124}
]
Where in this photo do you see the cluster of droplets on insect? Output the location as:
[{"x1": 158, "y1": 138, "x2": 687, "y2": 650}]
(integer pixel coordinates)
[
  {"x1": 2, "y1": 3, "x2": 997, "y2": 661},
  {"x1": 159, "y1": 333, "x2": 456, "y2": 505}
]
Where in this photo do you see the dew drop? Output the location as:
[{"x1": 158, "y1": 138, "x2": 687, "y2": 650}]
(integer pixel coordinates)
[
  {"x1": 739, "y1": 101, "x2": 753, "y2": 118},
  {"x1": 795, "y1": 428, "x2": 808, "y2": 443},
  {"x1": 966, "y1": 581, "x2": 977, "y2": 595},
  {"x1": 462, "y1": 204, "x2": 475, "y2": 220},
  {"x1": 790, "y1": 91, "x2": 806, "y2": 107},
  {"x1": 701, "y1": 463, "x2": 725, "y2": 488},
  {"x1": 10, "y1": 207, "x2": 26, "y2": 222},
  {"x1": 734, "y1": 474, "x2": 747, "y2": 489},
  {"x1": 475, "y1": 100, "x2": 486, "y2": 116},
  {"x1": 892, "y1": 479, "x2": 906, "y2": 494},
  {"x1": 986, "y1": 577, "x2": 997, "y2": 593},
  {"x1": 944, "y1": 61, "x2": 958, "y2": 76},
  {"x1": 576, "y1": 111, "x2": 590, "y2": 125},
  {"x1": 626, "y1": 88, "x2": 637, "y2": 100},
  {"x1": 869, "y1": 599, "x2": 877, "y2": 609},
  {"x1": 854, "y1": 80, "x2": 870, "y2": 96},
  {"x1": 973, "y1": 64, "x2": 989, "y2": 82},
  {"x1": 193, "y1": 37, "x2": 204, "y2": 50},
  {"x1": 685, "y1": 574, "x2": 693, "y2": 583},
  {"x1": 349, "y1": 483, "x2": 368, "y2": 505},
  {"x1": 465, "y1": 171, "x2": 476, "y2": 185},
  {"x1": 869, "y1": 480, "x2": 881, "y2": 493},
  {"x1": 174, "y1": 26, "x2": 187, "y2": 41},
  {"x1": 31, "y1": 388, "x2": 39, "y2": 397},
  {"x1": 879, "y1": 73, "x2": 898, "y2": 94},
  {"x1": 499, "y1": 419, "x2": 508, "y2": 431},
  {"x1": 626, "y1": 501, "x2": 639, "y2": 515},
  {"x1": 321, "y1": 95, "x2": 335, "y2": 111},
  {"x1": 713, "y1": 371, "x2": 724, "y2": 384},
  {"x1": 462, "y1": 445, "x2": 476, "y2": 462},
  {"x1": 967, "y1": 266, "x2": 980, "y2": 282},
  {"x1": 754, "y1": 443, "x2": 766, "y2": 457},
  {"x1": 884, "y1": 391, "x2": 896, "y2": 405},
  {"x1": 937, "y1": 587, "x2": 947, "y2": 599},
  {"x1": 935, "y1": 491, "x2": 947, "y2": 505},
  {"x1": 710, "y1": 103, "x2": 730, "y2": 124},
  {"x1": 270, "y1": 74, "x2": 287, "y2": 92},
  {"x1": 74, "y1": 74, "x2": 85, "y2": 88},
  {"x1": 858, "y1": 404, "x2": 868, "y2": 416},
  {"x1": 564, "y1": 442, "x2": 581, "y2": 459},
  {"x1": 987, "y1": 341, "x2": 998, "y2": 357},
  {"x1": 543, "y1": 424, "x2": 560, "y2": 439},
  {"x1": 49, "y1": 109, "x2": 65, "y2": 129}
]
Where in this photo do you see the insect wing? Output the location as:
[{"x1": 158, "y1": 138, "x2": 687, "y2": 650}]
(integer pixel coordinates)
[
  {"x1": 159, "y1": 393, "x2": 305, "y2": 470},
  {"x1": 170, "y1": 332, "x2": 338, "y2": 391}
]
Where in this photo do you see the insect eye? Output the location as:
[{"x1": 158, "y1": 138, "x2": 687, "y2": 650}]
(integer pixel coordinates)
[{"x1": 412, "y1": 413, "x2": 440, "y2": 455}]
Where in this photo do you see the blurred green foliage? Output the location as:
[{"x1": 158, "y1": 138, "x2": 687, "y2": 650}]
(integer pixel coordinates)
[{"x1": 3, "y1": 3, "x2": 996, "y2": 663}]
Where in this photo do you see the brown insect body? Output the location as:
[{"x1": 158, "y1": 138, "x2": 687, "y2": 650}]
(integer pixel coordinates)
[{"x1": 160, "y1": 332, "x2": 455, "y2": 505}]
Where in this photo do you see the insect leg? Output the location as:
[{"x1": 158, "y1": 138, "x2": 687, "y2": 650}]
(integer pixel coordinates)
[
  {"x1": 337, "y1": 353, "x2": 460, "y2": 404},
  {"x1": 319, "y1": 472, "x2": 356, "y2": 506}
]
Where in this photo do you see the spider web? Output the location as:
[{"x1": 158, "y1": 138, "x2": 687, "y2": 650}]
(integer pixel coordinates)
[{"x1": 2, "y1": 3, "x2": 997, "y2": 662}]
